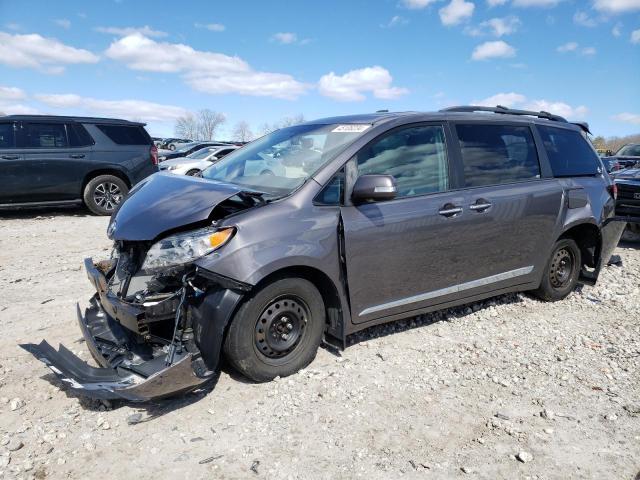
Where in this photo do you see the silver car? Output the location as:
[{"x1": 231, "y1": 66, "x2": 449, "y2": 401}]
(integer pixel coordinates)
[{"x1": 159, "y1": 145, "x2": 239, "y2": 175}]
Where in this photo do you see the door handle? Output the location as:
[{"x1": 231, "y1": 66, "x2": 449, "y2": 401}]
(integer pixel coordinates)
[
  {"x1": 438, "y1": 204, "x2": 463, "y2": 217},
  {"x1": 469, "y1": 199, "x2": 492, "y2": 212},
  {"x1": 0, "y1": 154, "x2": 19, "y2": 160},
  {"x1": 69, "y1": 154, "x2": 85, "y2": 159}
]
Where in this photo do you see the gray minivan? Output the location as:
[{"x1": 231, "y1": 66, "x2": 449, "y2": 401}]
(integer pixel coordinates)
[
  {"x1": 23, "y1": 106, "x2": 626, "y2": 401},
  {"x1": 0, "y1": 115, "x2": 157, "y2": 215}
]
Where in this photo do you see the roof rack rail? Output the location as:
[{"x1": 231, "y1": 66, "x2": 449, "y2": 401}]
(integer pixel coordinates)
[{"x1": 440, "y1": 105, "x2": 568, "y2": 123}]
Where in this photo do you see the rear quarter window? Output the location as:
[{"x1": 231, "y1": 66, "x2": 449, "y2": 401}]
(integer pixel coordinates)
[
  {"x1": 537, "y1": 125, "x2": 600, "y2": 177},
  {"x1": 96, "y1": 125, "x2": 151, "y2": 145}
]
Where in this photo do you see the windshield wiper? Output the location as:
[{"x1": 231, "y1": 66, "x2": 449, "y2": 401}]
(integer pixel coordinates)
[{"x1": 237, "y1": 190, "x2": 267, "y2": 206}]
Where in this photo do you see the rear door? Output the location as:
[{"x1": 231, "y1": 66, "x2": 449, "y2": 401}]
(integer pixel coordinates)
[
  {"x1": 19, "y1": 121, "x2": 93, "y2": 202},
  {"x1": 448, "y1": 122, "x2": 563, "y2": 292},
  {"x1": 0, "y1": 120, "x2": 24, "y2": 203}
]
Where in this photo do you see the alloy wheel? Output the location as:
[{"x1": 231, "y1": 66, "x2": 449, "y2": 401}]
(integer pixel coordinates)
[{"x1": 93, "y1": 182, "x2": 123, "y2": 212}]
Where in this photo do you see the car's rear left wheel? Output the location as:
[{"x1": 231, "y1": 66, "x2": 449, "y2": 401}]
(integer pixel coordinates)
[
  {"x1": 83, "y1": 175, "x2": 128, "y2": 216},
  {"x1": 532, "y1": 238, "x2": 581, "y2": 302},
  {"x1": 223, "y1": 278, "x2": 325, "y2": 382}
]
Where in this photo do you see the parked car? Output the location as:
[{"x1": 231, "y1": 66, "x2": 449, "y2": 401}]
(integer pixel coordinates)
[
  {"x1": 0, "y1": 115, "x2": 157, "y2": 215},
  {"x1": 601, "y1": 143, "x2": 640, "y2": 172},
  {"x1": 611, "y1": 167, "x2": 640, "y2": 230},
  {"x1": 23, "y1": 106, "x2": 627, "y2": 401},
  {"x1": 158, "y1": 141, "x2": 232, "y2": 162},
  {"x1": 159, "y1": 145, "x2": 240, "y2": 175},
  {"x1": 160, "y1": 138, "x2": 191, "y2": 150}
]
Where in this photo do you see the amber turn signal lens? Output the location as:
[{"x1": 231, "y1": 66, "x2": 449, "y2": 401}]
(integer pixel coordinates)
[{"x1": 208, "y1": 228, "x2": 234, "y2": 249}]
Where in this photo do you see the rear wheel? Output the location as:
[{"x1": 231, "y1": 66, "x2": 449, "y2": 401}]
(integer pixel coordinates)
[
  {"x1": 169, "y1": 144, "x2": 176, "y2": 151},
  {"x1": 223, "y1": 278, "x2": 325, "y2": 382},
  {"x1": 83, "y1": 175, "x2": 128, "y2": 216},
  {"x1": 532, "y1": 238, "x2": 581, "y2": 302}
]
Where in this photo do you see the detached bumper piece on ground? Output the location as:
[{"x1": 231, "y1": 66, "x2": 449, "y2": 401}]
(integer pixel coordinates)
[{"x1": 21, "y1": 258, "x2": 245, "y2": 401}]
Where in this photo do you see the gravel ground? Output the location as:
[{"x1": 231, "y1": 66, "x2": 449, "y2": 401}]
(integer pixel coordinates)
[{"x1": 0, "y1": 209, "x2": 639, "y2": 480}]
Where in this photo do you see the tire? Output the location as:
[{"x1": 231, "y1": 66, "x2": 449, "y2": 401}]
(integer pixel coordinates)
[
  {"x1": 223, "y1": 278, "x2": 325, "y2": 382},
  {"x1": 185, "y1": 169, "x2": 201, "y2": 176},
  {"x1": 83, "y1": 175, "x2": 129, "y2": 216},
  {"x1": 169, "y1": 144, "x2": 176, "y2": 151},
  {"x1": 532, "y1": 238, "x2": 582, "y2": 302}
]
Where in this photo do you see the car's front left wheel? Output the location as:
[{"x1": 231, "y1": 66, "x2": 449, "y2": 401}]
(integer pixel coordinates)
[
  {"x1": 223, "y1": 277, "x2": 325, "y2": 382},
  {"x1": 83, "y1": 174, "x2": 128, "y2": 216}
]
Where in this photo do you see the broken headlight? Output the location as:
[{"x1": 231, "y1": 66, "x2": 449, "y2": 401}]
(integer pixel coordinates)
[{"x1": 141, "y1": 227, "x2": 235, "y2": 271}]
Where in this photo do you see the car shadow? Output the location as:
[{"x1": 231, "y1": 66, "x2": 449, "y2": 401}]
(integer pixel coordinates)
[{"x1": 0, "y1": 205, "x2": 91, "y2": 219}]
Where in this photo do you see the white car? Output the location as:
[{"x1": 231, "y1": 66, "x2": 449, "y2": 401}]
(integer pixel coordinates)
[{"x1": 159, "y1": 145, "x2": 240, "y2": 176}]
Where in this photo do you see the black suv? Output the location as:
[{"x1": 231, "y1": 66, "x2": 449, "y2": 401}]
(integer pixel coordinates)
[
  {"x1": 0, "y1": 115, "x2": 158, "y2": 215},
  {"x1": 23, "y1": 106, "x2": 629, "y2": 401}
]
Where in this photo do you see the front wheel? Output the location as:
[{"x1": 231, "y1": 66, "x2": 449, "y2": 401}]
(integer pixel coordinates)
[
  {"x1": 223, "y1": 278, "x2": 325, "y2": 382},
  {"x1": 532, "y1": 238, "x2": 581, "y2": 302},
  {"x1": 83, "y1": 175, "x2": 128, "y2": 216}
]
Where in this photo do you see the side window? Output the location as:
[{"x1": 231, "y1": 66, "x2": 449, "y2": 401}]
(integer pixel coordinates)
[
  {"x1": 537, "y1": 125, "x2": 599, "y2": 177},
  {"x1": 0, "y1": 122, "x2": 15, "y2": 149},
  {"x1": 456, "y1": 124, "x2": 540, "y2": 187},
  {"x1": 67, "y1": 123, "x2": 94, "y2": 147},
  {"x1": 217, "y1": 148, "x2": 233, "y2": 158},
  {"x1": 96, "y1": 125, "x2": 151, "y2": 145},
  {"x1": 356, "y1": 125, "x2": 449, "y2": 198},
  {"x1": 315, "y1": 170, "x2": 344, "y2": 205},
  {"x1": 25, "y1": 123, "x2": 68, "y2": 148}
]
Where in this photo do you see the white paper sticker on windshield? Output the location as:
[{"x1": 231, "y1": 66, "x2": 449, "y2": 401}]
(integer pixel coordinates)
[{"x1": 332, "y1": 124, "x2": 371, "y2": 133}]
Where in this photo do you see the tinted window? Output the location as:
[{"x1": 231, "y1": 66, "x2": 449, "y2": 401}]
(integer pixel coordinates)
[
  {"x1": 456, "y1": 124, "x2": 540, "y2": 187},
  {"x1": 25, "y1": 123, "x2": 68, "y2": 148},
  {"x1": 216, "y1": 148, "x2": 234, "y2": 158},
  {"x1": 67, "y1": 123, "x2": 94, "y2": 147},
  {"x1": 97, "y1": 125, "x2": 150, "y2": 145},
  {"x1": 617, "y1": 145, "x2": 640, "y2": 157},
  {"x1": 315, "y1": 170, "x2": 344, "y2": 205},
  {"x1": 538, "y1": 125, "x2": 599, "y2": 177},
  {"x1": 0, "y1": 123, "x2": 15, "y2": 148},
  {"x1": 357, "y1": 125, "x2": 449, "y2": 198}
]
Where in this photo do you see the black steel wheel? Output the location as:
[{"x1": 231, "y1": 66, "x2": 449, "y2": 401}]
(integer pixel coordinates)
[
  {"x1": 532, "y1": 238, "x2": 581, "y2": 302},
  {"x1": 223, "y1": 278, "x2": 325, "y2": 382},
  {"x1": 83, "y1": 175, "x2": 129, "y2": 216}
]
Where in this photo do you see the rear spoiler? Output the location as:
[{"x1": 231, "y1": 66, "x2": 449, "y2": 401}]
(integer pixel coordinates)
[{"x1": 572, "y1": 122, "x2": 591, "y2": 134}]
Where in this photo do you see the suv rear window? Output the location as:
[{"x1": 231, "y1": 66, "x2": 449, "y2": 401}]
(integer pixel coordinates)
[
  {"x1": 456, "y1": 124, "x2": 540, "y2": 187},
  {"x1": 96, "y1": 125, "x2": 150, "y2": 145},
  {"x1": 537, "y1": 125, "x2": 599, "y2": 177}
]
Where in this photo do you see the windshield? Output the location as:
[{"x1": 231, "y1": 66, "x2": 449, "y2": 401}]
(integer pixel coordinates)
[
  {"x1": 616, "y1": 145, "x2": 640, "y2": 157},
  {"x1": 201, "y1": 123, "x2": 370, "y2": 197},
  {"x1": 187, "y1": 147, "x2": 216, "y2": 159}
]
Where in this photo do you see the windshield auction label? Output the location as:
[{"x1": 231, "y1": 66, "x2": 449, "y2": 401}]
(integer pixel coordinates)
[{"x1": 332, "y1": 124, "x2": 371, "y2": 133}]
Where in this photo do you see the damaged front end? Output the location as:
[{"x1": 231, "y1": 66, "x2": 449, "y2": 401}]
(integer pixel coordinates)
[{"x1": 22, "y1": 174, "x2": 257, "y2": 401}]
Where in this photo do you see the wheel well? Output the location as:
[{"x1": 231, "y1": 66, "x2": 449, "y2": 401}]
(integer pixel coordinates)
[
  {"x1": 253, "y1": 266, "x2": 344, "y2": 343},
  {"x1": 81, "y1": 169, "x2": 131, "y2": 194},
  {"x1": 560, "y1": 223, "x2": 601, "y2": 269}
]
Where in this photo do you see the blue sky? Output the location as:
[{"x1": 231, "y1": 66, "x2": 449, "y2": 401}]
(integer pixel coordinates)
[{"x1": 0, "y1": 0, "x2": 638, "y2": 138}]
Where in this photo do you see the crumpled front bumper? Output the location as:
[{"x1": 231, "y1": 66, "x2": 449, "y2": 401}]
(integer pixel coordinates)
[{"x1": 21, "y1": 258, "x2": 245, "y2": 402}]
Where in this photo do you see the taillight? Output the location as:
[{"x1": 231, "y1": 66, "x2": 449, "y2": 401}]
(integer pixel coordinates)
[
  {"x1": 150, "y1": 144, "x2": 158, "y2": 166},
  {"x1": 607, "y1": 183, "x2": 618, "y2": 200}
]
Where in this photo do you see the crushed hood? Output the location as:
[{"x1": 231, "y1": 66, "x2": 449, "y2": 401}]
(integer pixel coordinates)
[{"x1": 108, "y1": 172, "x2": 241, "y2": 241}]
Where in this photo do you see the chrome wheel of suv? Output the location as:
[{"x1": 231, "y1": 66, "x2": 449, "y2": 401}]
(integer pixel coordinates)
[
  {"x1": 83, "y1": 174, "x2": 129, "y2": 216},
  {"x1": 93, "y1": 182, "x2": 123, "y2": 212}
]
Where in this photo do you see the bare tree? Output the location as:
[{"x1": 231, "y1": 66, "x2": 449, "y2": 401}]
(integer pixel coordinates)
[
  {"x1": 257, "y1": 114, "x2": 305, "y2": 137},
  {"x1": 232, "y1": 121, "x2": 254, "y2": 142},
  {"x1": 174, "y1": 113, "x2": 199, "y2": 140},
  {"x1": 198, "y1": 109, "x2": 226, "y2": 140}
]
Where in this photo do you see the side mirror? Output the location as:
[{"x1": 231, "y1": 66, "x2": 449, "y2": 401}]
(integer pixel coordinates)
[{"x1": 352, "y1": 174, "x2": 397, "y2": 203}]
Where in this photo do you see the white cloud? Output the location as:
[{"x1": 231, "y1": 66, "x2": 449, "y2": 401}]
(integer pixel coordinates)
[
  {"x1": 632, "y1": 29, "x2": 640, "y2": 43},
  {"x1": 54, "y1": 18, "x2": 71, "y2": 29},
  {"x1": 557, "y1": 41, "x2": 579, "y2": 52},
  {"x1": 487, "y1": 0, "x2": 508, "y2": 6},
  {"x1": 95, "y1": 25, "x2": 168, "y2": 38},
  {"x1": 612, "y1": 22, "x2": 623, "y2": 36},
  {"x1": 439, "y1": 0, "x2": 475, "y2": 26},
  {"x1": 0, "y1": 85, "x2": 26, "y2": 100},
  {"x1": 573, "y1": 11, "x2": 598, "y2": 27},
  {"x1": 195, "y1": 23, "x2": 225, "y2": 32},
  {"x1": 477, "y1": 92, "x2": 527, "y2": 107},
  {"x1": 382, "y1": 16, "x2": 409, "y2": 28},
  {"x1": 593, "y1": 0, "x2": 640, "y2": 13},
  {"x1": 613, "y1": 112, "x2": 640, "y2": 124},
  {"x1": 512, "y1": 0, "x2": 562, "y2": 6},
  {"x1": 401, "y1": 0, "x2": 439, "y2": 9},
  {"x1": 581, "y1": 46, "x2": 597, "y2": 55},
  {"x1": 471, "y1": 40, "x2": 516, "y2": 60},
  {"x1": 272, "y1": 32, "x2": 298, "y2": 44},
  {"x1": 318, "y1": 66, "x2": 408, "y2": 101},
  {"x1": 0, "y1": 31, "x2": 99, "y2": 73},
  {"x1": 105, "y1": 34, "x2": 309, "y2": 99},
  {"x1": 33, "y1": 93, "x2": 189, "y2": 123},
  {"x1": 466, "y1": 16, "x2": 521, "y2": 36}
]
